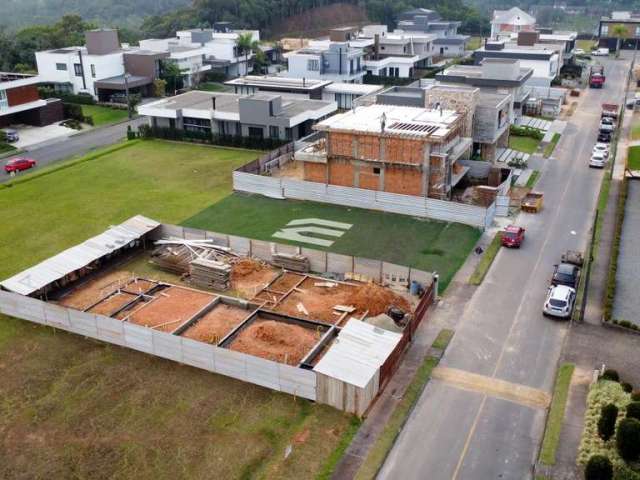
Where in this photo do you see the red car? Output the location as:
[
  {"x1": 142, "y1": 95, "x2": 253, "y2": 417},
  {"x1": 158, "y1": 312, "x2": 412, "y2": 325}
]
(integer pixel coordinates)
[
  {"x1": 4, "y1": 157, "x2": 36, "y2": 174},
  {"x1": 501, "y1": 225, "x2": 525, "y2": 248}
]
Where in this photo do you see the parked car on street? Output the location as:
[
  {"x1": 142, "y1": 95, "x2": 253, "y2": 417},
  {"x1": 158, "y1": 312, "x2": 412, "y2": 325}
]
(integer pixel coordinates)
[
  {"x1": 575, "y1": 48, "x2": 586, "y2": 55},
  {"x1": 598, "y1": 132, "x2": 612, "y2": 143},
  {"x1": 599, "y1": 122, "x2": 615, "y2": 133},
  {"x1": 501, "y1": 225, "x2": 525, "y2": 248},
  {"x1": 593, "y1": 48, "x2": 610, "y2": 56},
  {"x1": 551, "y1": 262, "x2": 580, "y2": 289},
  {"x1": 2, "y1": 128, "x2": 19, "y2": 143},
  {"x1": 543, "y1": 285, "x2": 576, "y2": 319},
  {"x1": 4, "y1": 157, "x2": 36, "y2": 174},
  {"x1": 593, "y1": 143, "x2": 609, "y2": 157},
  {"x1": 590, "y1": 151, "x2": 606, "y2": 168}
]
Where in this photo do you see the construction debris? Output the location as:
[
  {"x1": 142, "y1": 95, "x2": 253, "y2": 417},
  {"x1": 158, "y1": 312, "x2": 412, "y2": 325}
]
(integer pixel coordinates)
[
  {"x1": 333, "y1": 305, "x2": 356, "y2": 313},
  {"x1": 190, "y1": 257, "x2": 232, "y2": 291},
  {"x1": 271, "y1": 252, "x2": 310, "y2": 273},
  {"x1": 297, "y1": 302, "x2": 309, "y2": 316},
  {"x1": 314, "y1": 281, "x2": 337, "y2": 288}
]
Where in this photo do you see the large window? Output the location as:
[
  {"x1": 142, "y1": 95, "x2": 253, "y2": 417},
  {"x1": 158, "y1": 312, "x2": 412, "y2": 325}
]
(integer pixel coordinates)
[
  {"x1": 601, "y1": 24, "x2": 609, "y2": 35},
  {"x1": 73, "y1": 63, "x2": 83, "y2": 77},
  {"x1": 249, "y1": 126, "x2": 264, "y2": 138},
  {"x1": 56, "y1": 63, "x2": 67, "y2": 71},
  {"x1": 183, "y1": 117, "x2": 211, "y2": 133},
  {"x1": 90, "y1": 64, "x2": 96, "y2": 78},
  {"x1": 307, "y1": 59, "x2": 320, "y2": 71},
  {"x1": 0, "y1": 90, "x2": 8, "y2": 111},
  {"x1": 269, "y1": 126, "x2": 279, "y2": 139}
]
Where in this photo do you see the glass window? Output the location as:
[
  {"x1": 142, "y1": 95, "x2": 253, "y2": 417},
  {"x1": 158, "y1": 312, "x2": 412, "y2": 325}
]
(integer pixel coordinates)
[
  {"x1": 0, "y1": 90, "x2": 7, "y2": 111},
  {"x1": 56, "y1": 63, "x2": 67, "y2": 71},
  {"x1": 285, "y1": 127, "x2": 293, "y2": 140},
  {"x1": 636, "y1": 26, "x2": 640, "y2": 37},
  {"x1": 269, "y1": 126, "x2": 279, "y2": 138},
  {"x1": 601, "y1": 25, "x2": 609, "y2": 35},
  {"x1": 249, "y1": 126, "x2": 263, "y2": 138},
  {"x1": 73, "y1": 63, "x2": 83, "y2": 76},
  {"x1": 307, "y1": 59, "x2": 320, "y2": 71},
  {"x1": 90, "y1": 64, "x2": 96, "y2": 78}
]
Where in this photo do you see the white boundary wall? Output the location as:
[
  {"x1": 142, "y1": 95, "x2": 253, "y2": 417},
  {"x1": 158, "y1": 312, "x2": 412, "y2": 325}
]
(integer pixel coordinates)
[{"x1": 233, "y1": 171, "x2": 495, "y2": 229}]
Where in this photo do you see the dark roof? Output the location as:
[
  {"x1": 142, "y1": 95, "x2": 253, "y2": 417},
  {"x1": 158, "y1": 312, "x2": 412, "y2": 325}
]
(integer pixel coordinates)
[{"x1": 94, "y1": 74, "x2": 151, "y2": 90}]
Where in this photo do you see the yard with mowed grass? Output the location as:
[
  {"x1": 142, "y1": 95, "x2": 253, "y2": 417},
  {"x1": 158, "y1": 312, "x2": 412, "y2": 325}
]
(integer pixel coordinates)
[
  {"x1": 0, "y1": 139, "x2": 356, "y2": 479},
  {"x1": 628, "y1": 145, "x2": 640, "y2": 170},
  {"x1": 509, "y1": 135, "x2": 540, "y2": 154},
  {"x1": 183, "y1": 194, "x2": 482, "y2": 292},
  {"x1": 78, "y1": 104, "x2": 130, "y2": 126}
]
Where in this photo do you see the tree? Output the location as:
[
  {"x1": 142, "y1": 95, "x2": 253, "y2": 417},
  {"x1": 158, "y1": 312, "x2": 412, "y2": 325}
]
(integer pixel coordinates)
[
  {"x1": 611, "y1": 25, "x2": 628, "y2": 58},
  {"x1": 235, "y1": 32, "x2": 259, "y2": 76},
  {"x1": 616, "y1": 417, "x2": 640, "y2": 462},
  {"x1": 598, "y1": 404, "x2": 619, "y2": 441},
  {"x1": 159, "y1": 60, "x2": 186, "y2": 95},
  {"x1": 584, "y1": 455, "x2": 613, "y2": 480},
  {"x1": 601, "y1": 369, "x2": 620, "y2": 382},
  {"x1": 152, "y1": 79, "x2": 167, "y2": 97}
]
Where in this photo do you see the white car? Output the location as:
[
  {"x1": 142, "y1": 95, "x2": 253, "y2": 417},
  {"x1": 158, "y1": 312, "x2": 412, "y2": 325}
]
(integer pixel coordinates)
[
  {"x1": 599, "y1": 122, "x2": 615, "y2": 133},
  {"x1": 593, "y1": 48, "x2": 610, "y2": 56},
  {"x1": 543, "y1": 285, "x2": 576, "y2": 319},
  {"x1": 590, "y1": 152, "x2": 606, "y2": 168},
  {"x1": 575, "y1": 48, "x2": 586, "y2": 55},
  {"x1": 593, "y1": 143, "x2": 609, "y2": 157}
]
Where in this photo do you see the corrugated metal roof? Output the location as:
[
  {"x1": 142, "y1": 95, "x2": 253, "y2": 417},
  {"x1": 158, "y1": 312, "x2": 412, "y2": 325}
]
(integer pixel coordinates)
[
  {"x1": 313, "y1": 319, "x2": 402, "y2": 388},
  {"x1": 0, "y1": 215, "x2": 160, "y2": 296}
]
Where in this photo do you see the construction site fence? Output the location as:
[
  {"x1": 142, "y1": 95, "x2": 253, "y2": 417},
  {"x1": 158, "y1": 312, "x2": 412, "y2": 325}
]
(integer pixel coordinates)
[
  {"x1": 155, "y1": 223, "x2": 435, "y2": 288},
  {"x1": 0, "y1": 289, "x2": 318, "y2": 401},
  {"x1": 233, "y1": 171, "x2": 496, "y2": 229},
  {"x1": 235, "y1": 142, "x2": 294, "y2": 175}
]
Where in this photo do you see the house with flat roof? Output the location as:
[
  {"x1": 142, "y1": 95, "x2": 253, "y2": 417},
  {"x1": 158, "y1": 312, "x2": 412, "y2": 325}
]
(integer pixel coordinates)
[
  {"x1": 293, "y1": 103, "x2": 472, "y2": 200},
  {"x1": 138, "y1": 39, "x2": 211, "y2": 88},
  {"x1": 491, "y1": 7, "x2": 536, "y2": 39},
  {"x1": 224, "y1": 75, "x2": 383, "y2": 108},
  {"x1": 395, "y1": 8, "x2": 469, "y2": 57},
  {"x1": 137, "y1": 90, "x2": 337, "y2": 141},
  {"x1": 598, "y1": 11, "x2": 640, "y2": 51},
  {"x1": 436, "y1": 59, "x2": 532, "y2": 117},
  {"x1": 472, "y1": 41, "x2": 560, "y2": 87},
  {"x1": 0, "y1": 72, "x2": 64, "y2": 128},
  {"x1": 36, "y1": 29, "x2": 168, "y2": 101},
  {"x1": 283, "y1": 42, "x2": 366, "y2": 83}
]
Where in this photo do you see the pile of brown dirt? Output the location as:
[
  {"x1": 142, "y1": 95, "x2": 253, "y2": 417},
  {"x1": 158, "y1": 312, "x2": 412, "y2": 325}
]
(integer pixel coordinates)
[
  {"x1": 346, "y1": 283, "x2": 411, "y2": 316},
  {"x1": 232, "y1": 258, "x2": 267, "y2": 279},
  {"x1": 229, "y1": 320, "x2": 320, "y2": 365}
]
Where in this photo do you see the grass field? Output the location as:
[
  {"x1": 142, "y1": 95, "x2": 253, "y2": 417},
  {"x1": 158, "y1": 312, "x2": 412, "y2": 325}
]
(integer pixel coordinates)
[
  {"x1": 79, "y1": 104, "x2": 130, "y2": 126},
  {"x1": 509, "y1": 135, "x2": 541, "y2": 154},
  {"x1": 466, "y1": 36, "x2": 482, "y2": 51},
  {"x1": 0, "y1": 140, "x2": 356, "y2": 479},
  {"x1": 0, "y1": 142, "x2": 17, "y2": 154},
  {"x1": 539, "y1": 363, "x2": 575, "y2": 465},
  {"x1": 184, "y1": 194, "x2": 481, "y2": 292},
  {"x1": 628, "y1": 145, "x2": 640, "y2": 170}
]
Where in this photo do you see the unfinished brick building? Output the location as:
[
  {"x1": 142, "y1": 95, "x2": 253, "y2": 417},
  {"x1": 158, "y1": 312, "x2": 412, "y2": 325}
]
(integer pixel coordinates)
[{"x1": 295, "y1": 104, "x2": 472, "y2": 200}]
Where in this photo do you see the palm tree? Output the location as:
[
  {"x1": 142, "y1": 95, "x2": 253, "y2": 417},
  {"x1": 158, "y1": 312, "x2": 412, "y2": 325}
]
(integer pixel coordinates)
[
  {"x1": 611, "y1": 25, "x2": 628, "y2": 58},
  {"x1": 236, "y1": 32, "x2": 260, "y2": 75}
]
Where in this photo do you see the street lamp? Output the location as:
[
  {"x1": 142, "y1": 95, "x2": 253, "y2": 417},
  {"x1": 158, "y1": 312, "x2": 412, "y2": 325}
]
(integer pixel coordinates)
[{"x1": 123, "y1": 72, "x2": 132, "y2": 120}]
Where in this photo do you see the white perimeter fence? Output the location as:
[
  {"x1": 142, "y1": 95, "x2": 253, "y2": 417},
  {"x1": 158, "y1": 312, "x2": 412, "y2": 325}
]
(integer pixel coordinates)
[{"x1": 233, "y1": 172, "x2": 496, "y2": 229}]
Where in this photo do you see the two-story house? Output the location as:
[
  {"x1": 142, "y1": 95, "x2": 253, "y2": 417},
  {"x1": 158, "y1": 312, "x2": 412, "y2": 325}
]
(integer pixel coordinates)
[
  {"x1": 36, "y1": 29, "x2": 167, "y2": 101},
  {"x1": 0, "y1": 72, "x2": 63, "y2": 128},
  {"x1": 396, "y1": 8, "x2": 469, "y2": 57},
  {"x1": 599, "y1": 11, "x2": 640, "y2": 51},
  {"x1": 283, "y1": 42, "x2": 366, "y2": 83},
  {"x1": 490, "y1": 7, "x2": 536, "y2": 39}
]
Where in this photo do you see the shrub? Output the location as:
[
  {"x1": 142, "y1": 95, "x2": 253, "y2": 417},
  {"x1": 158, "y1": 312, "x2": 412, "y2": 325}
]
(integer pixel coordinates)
[
  {"x1": 601, "y1": 370, "x2": 620, "y2": 382},
  {"x1": 584, "y1": 455, "x2": 613, "y2": 480},
  {"x1": 616, "y1": 418, "x2": 640, "y2": 461},
  {"x1": 621, "y1": 383, "x2": 633, "y2": 393},
  {"x1": 510, "y1": 124, "x2": 545, "y2": 140},
  {"x1": 626, "y1": 402, "x2": 640, "y2": 421},
  {"x1": 63, "y1": 103, "x2": 83, "y2": 121},
  {"x1": 598, "y1": 404, "x2": 619, "y2": 441},
  {"x1": 631, "y1": 391, "x2": 640, "y2": 402},
  {"x1": 614, "y1": 465, "x2": 640, "y2": 480}
]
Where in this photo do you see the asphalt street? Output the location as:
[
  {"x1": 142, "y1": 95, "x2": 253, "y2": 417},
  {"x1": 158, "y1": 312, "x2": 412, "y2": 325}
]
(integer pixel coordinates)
[
  {"x1": 1, "y1": 117, "x2": 145, "y2": 183},
  {"x1": 379, "y1": 55, "x2": 631, "y2": 480}
]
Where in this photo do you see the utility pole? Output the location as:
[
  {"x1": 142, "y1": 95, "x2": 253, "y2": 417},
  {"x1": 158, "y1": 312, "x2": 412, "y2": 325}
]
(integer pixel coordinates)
[{"x1": 124, "y1": 72, "x2": 132, "y2": 120}]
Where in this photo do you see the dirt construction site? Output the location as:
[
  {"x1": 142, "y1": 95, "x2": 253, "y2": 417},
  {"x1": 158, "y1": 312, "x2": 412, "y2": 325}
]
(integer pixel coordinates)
[{"x1": 0, "y1": 216, "x2": 435, "y2": 415}]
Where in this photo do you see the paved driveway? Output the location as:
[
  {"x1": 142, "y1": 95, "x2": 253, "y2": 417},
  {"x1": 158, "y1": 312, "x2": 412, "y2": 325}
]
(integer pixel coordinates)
[{"x1": 379, "y1": 56, "x2": 631, "y2": 480}]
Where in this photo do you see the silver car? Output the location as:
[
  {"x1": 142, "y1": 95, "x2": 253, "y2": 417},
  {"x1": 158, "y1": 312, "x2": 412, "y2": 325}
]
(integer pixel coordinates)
[{"x1": 543, "y1": 285, "x2": 576, "y2": 319}]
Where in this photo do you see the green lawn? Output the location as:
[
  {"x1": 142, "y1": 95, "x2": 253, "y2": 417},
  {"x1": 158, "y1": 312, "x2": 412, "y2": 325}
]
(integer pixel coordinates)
[
  {"x1": 539, "y1": 363, "x2": 575, "y2": 465},
  {"x1": 0, "y1": 142, "x2": 17, "y2": 154},
  {"x1": 543, "y1": 133, "x2": 561, "y2": 158},
  {"x1": 79, "y1": 104, "x2": 130, "y2": 126},
  {"x1": 526, "y1": 170, "x2": 540, "y2": 188},
  {"x1": 576, "y1": 39, "x2": 596, "y2": 52},
  {"x1": 183, "y1": 194, "x2": 481, "y2": 292},
  {"x1": 628, "y1": 145, "x2": 640, "y2": 170},
  {"x1": 0, "y1": 139, "x2": 357, "y2": 479},
  {"x1": 466, "y1": 36, "x2": 482, "y2": 51},
  {"x1": 469, "y1": 232, "x2": 502, "y2": 285},
  {"x1": 196, "y1": 82, "x2": 228, "y2": 92},
  {"x1": 509, "y1": 135, "x2": 541, "y2": 154}
]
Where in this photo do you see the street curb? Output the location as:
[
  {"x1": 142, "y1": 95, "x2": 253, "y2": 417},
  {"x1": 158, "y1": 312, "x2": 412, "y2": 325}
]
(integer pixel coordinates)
[
  {"x1": 0, "y1": 148, "x2": 23, "y2": 160},
  {"x1": 68, "y1": 115, "x2": 141, "y2": 139}
]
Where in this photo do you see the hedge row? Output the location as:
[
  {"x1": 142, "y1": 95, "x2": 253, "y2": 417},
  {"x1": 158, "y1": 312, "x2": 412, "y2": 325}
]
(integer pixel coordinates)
[
  {"x1": 38, "y1": 87, "x2": 96, "y2": 105},
  {"x1": 510, "y1": 124, "x2": 545, "y2": 140},
  {"x1": 135, "y1": 125, "x2": 288, "y2": 150},
  {"x1": 604, "y1": 178, "x2": 629, "y2": 323}
]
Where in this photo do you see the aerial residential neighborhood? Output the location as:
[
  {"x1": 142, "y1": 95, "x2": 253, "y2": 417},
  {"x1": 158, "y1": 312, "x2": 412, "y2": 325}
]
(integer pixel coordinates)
[{"x1": 1, "y1": 1, "x2": 640, "y2": 479}]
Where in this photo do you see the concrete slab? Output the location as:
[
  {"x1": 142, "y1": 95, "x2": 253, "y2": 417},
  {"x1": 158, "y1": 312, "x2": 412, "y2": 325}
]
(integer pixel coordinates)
[{"x1": 12, "y1": 122, "x2": 78, "y2": 150}]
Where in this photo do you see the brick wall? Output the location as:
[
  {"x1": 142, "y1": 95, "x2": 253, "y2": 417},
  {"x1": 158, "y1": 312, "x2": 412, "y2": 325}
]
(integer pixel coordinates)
[
  {"x1": 358, "y1": 163, "x2": 381, "y2": 190},
  {"x1": 303, "y1": 162, "x2": 327, "y2": 183},
  {"x1": 328, "y1": 158, "x2": 355, "y2": 186},
  {"x1": 328, "y1": 132, "x2": 353, "y2": 157},
  {"x1": 384, "y1": 165, "x2": 423, "y2": 195},
  {"x1": 384, "y1": 137, "x2": 424, "y2": 164}
]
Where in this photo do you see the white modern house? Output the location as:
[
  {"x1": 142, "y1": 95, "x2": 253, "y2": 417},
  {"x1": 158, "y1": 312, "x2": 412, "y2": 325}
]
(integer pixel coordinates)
[
  {"x1": 490, "y1": 7, "x2": 536, "y2": 39},
  {"x1": 139, "y1": 38, "x2": 211, "y2": 88},
  {"x1": 36, "y1": 29, "x2": 168, "y2": 100},
  {"x1": 395, "y1": 8, "x2": 469, "y2": 58},
  {"x1": 283, "y1": 42, "x2": 366, "y2": 83}
]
